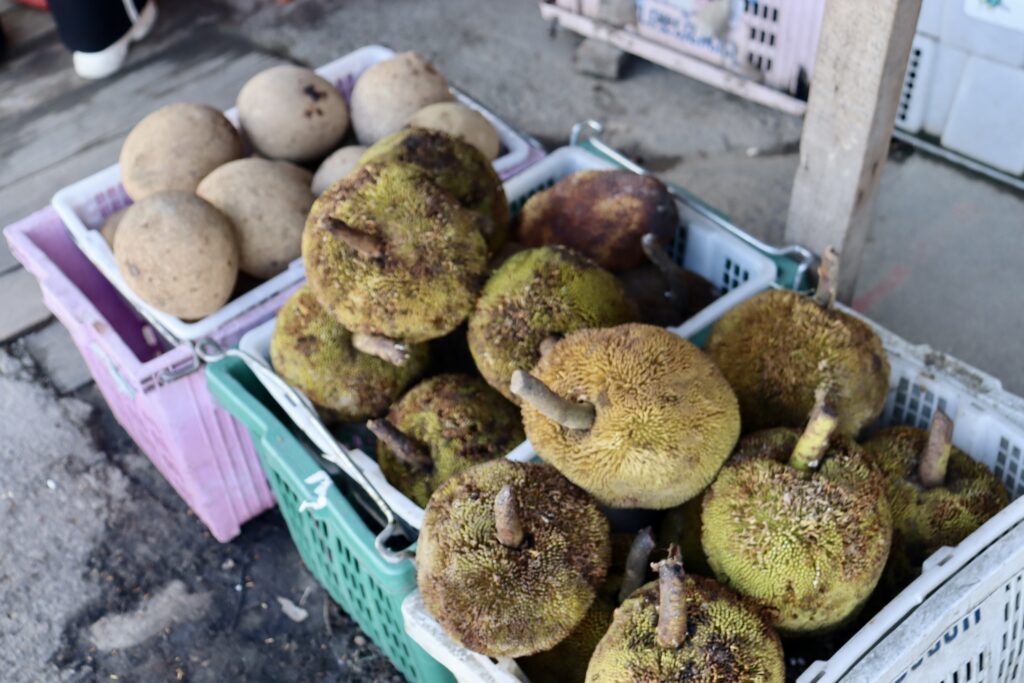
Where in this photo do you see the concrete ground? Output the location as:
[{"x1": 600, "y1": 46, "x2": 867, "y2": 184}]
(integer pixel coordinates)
[{"x1": 0, "y1": 0, "x2": 1021, "y2": 681}]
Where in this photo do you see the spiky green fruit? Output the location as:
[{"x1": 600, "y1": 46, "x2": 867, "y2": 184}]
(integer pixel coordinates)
[
  {"x1": 702, "y1": 429, "x2": 892, "y2": 636},
  {"x1": 376, "y1": 373, "x2": 524, "y2": 507},
  {"x1": 302, "y1": 161, "x2": 488, "y2": 343},
  {"x1": 863, "y1": 425, "x2": 1008, "y2": 592},
  {"x1": 358, "y1": 127, "x2": 509, "y2": 253},
  {"x1": 417, "y1": 460, "x2": 610, "y2": 658},
  {"x1": 585, "y1": 575, "x2": 785, "y2": 682},
  {"x1": 269, "y1": 286, "x2": 428, "y2": 422},
  {"x1": 468, "y1": 246, "x2": 636, "y2": 402},
  {"x1": 707, "y1": 289, "x2": 889, "y2": 435}
]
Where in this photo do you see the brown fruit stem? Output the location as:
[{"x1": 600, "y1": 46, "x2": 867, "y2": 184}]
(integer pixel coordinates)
[
  {"x1": 494, "y1": 484, "x2": 525, "y2": 548},
  {"x1": 351, "y1": 332, "x2": 410, "y2": 367},
  {"x1": 789, "y1": 384, "x2": 839, "y2": 472},
  {"x1": 366, "y1": 419, "x2": 432, "y2": 471},
  {"x1": 618, "y1": 526, "x2": 656, "y2": 603},
  {"x1": 538, "y1": 334, "x2": 561, "y2": 358},
  {"x1": 652, "y1": 544, "x2": 687, "y2": 649},
  {"x1": 919, "y1": 409, "x2": 954, "y2": 488},
  {"x1": 641, "y1": 233, "x2": 688, "y2": 314},
  {"x1": 812, "y1": 247, "x2": 839, "y2": 309},
  {"x1": 509, "y1": 370, "x2": 596, "y2": 431},
  {"x1": 320, "y1": 217, "x2": 383, "y2": 258}
]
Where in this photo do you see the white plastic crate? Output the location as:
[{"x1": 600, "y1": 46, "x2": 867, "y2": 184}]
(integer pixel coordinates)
[
  {"x1": 895, "y1": 34, "x2": 938, "y2": 134},
  {"x1": 633, "y1": 0, "x2": 826, "y2": 94},
  {"x1": 940, "y1": 56, "x2": 1024, "y2": 176},
  {"x1": 400, "y1": 304, "x2": 1024, "y2": 683},
  {"x1": 505, "y1": 146, "x2": 778, "y2": 340},
  {"x1": 51, "y1": 44, "x2": 541, "y2": 343},
  {"x1": 923, "y1": 41, "x2": 969, "y2": 137}
]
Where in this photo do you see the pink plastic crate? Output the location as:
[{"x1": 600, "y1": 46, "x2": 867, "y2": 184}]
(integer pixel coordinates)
[{"x1": 4, "y1": 208, "x2": 291, "y2": 542}]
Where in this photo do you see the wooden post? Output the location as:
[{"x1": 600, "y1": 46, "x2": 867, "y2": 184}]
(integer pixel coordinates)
[{"x1": 784, "y1": 0, "x2": 922, "y2": 301}]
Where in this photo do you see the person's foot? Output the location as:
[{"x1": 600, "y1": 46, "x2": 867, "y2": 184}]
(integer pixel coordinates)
[{"x1": 72, "y1": 0, "x2": 157, "y2": 80}]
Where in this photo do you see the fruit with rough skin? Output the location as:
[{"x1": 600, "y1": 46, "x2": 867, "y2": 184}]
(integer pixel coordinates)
[
  {"x1": 302, "y1": 161, "x2": 488, "y2": 343},
  {"x1": 706, "y1": 249, "x2": 889, "y2": 436},
  {"x1": 862, "y1": 417, "x2": 1008, "y2": 593},
  {"x1": 417, "y1": 459, "x2": 610, "y2": 658},
  {"x1": 516, "y1": 170, "x2": 678, "y2": 272},
  {"x1": 358, "y1": 128, "x2": 509, "y2": 253},
  {"x1": 702, "y1": 421, "x2": 892, "y2": 636},
  {"x1": 514, "y1": 323, "x2": 740, "y2": 509},
  {"x1": 373, "y1": 373, "x2": 524, "y2": 507},
  {"x1": 468, "y1": 246, "x2": 637, "y2": 402},
  {"x1": 585, "y1": 548, "x2": 785, "y2": 683},
  {"x1": 270, "y1": 286, "x2": 428, "y2": 422}
]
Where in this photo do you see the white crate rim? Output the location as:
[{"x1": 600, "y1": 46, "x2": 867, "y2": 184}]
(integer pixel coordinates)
[{"x1": 51, "y1": 44, "x2": 538, "y2": 343}]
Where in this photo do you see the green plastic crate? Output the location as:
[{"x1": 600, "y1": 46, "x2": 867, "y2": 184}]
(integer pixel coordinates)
[{"x1": 206, "y1": 356, "x2": 455, "y2": 683}]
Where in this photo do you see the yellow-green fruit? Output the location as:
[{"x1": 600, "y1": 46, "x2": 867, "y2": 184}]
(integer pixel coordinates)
[
  {"x1": 702, "y1": 429, "x2": 892, "y2": 636},
  {"x1": 658, "y1": 495, "x2": 712, "y2": 577},
  {"x1": 358, "y1": 128, "x2": 509, "y2": 254},
  {"x1": 707, "y1": 289, "x2": 890, "y2": 435},
  {"x1": 585, "y1": 575, "x2": 785, "y2": 682},
  {"x1": 863, "y1": 426, "x2": 1008, "y2": 592},
  {"x1": 522, "y1": 324, "x2": 740, "y2": 509},
  {"x1": 269, "y1": 286, "x2": 428, "y2": 422},
  {"x1": 468, "y1": 246, "x2": 637, "y2": 402},
  {"x1": 377, "y1": 373, "x2": 525, "y2": 507},
  {"x1": 417, "y1": 460, "x2": 611, "y2": 658},
  {"x1": 302, "y1": 161, "x2": 488, "y2": 343}
]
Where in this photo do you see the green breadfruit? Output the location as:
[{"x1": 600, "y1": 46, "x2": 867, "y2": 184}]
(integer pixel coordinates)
[
  {"x1": 358, "y1": 127, "x2": 509, "y2": 253},
  {"x1": 702, "y1": 421, "x2": 892, "y2": 637},
  {"x1": 417, "y1": 459, "x2": 611, "y2": 658},
  {"x1": 515, "y1": 323, "x2": 740, "y2": 509},
  {"x1": 468, "y1": 246, "x2": 637, "y2": 402},
  {"x1": 269, "y1": 285, "x2": 428, "y2": 422},
  {"x1": 706, "y1": 258, "x2": 889, "y2": 436},
  {"x1": 302, "y1": 161, "x2": 488, "y2": 343},
  {"x1": 372, "y1": 373, "x2": 524, "y2": 508},
  {"x1": 586, "y1": 547, "x2": 785, "y2": 683},
  {"x1": 863, "y1": 419, "x2": 1008, "y2": 594}
]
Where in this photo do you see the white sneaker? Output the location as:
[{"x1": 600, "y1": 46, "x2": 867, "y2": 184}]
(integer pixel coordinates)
[{"x1": 72, "y1": 1, "x2": 158, "y2": 80}]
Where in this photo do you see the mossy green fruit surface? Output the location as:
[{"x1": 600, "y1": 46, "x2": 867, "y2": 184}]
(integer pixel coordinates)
[
  {"x1": 707, "y1": 289, "x2": 889, "y2": 435},
  {"x1": 863, "y1": 425, "x2": 1008, "y2": 591},
  {"x1": 585, "y1": 574, "x2": 785, "y2": 682},
  {"x1": 376, "y1": 373, "x2": 524, "y2": 507},
  {"x1": 702, "y1": 429, "x2": 892, "y2": 636},
  {"x1": 302, "y1": 161, "x2": 488, "y2": 343},
  {"x1": 269, "y1": 286, "x2": 428, "y2": 422},
  {"x1": 358, "y1": 128, "x2": 509, "y2": 253},
  {"x1": 417, "y1": 459, "x2": 611, "y2": 658},
  {"x1": 468, "y1": 246, "x2": 637, "y2": 402},
  {"x1": 518, "y1": 323, "x2": 740, "y2": 509}
]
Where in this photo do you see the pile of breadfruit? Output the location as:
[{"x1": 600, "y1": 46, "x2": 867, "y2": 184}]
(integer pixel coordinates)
[
  {"x1": 105, "y1": 51, "x2": 504, "y2": 321},
  {"x1": 252, "y1": 76, "x2": 1005, "y2": 681}
]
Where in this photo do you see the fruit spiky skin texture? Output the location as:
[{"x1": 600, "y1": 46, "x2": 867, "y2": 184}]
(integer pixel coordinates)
[
  {"x1": 468, "y1": 246, "x2": 637, "y2": 402},
  {"x1": 863, "y1": 426, "x2": 1008, "y2": 593},
  {"x1": 517, "y1": 170, "x2": 678, "y2": 272},
  {"x1": 585, "y1": 575, "x2": 785, "y2": 682},
  {"x1": 302, "y1": 162, "x2": 488, "y2": 343},
  {"x1": 417, "y1": 460, "x2": 611, "y2": 658},
  {"x1": 706, "y1": 289, "x2": 890, "y2": 436},
  {"x1": 376, "y1": 373, "x2": 525, "y2": 507},
  {"x1": 521, "y1": 323, "x2": 740, "y2": 509},
  {"x1": 702, "y1": 429, "x2": 893, "y2": 636},
  {"x1": 270, "y1": 286, "x2": 428, "y2": 422},
  {"x1": 358, "y1": 128, "x2": 510, "y2": 254}
]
